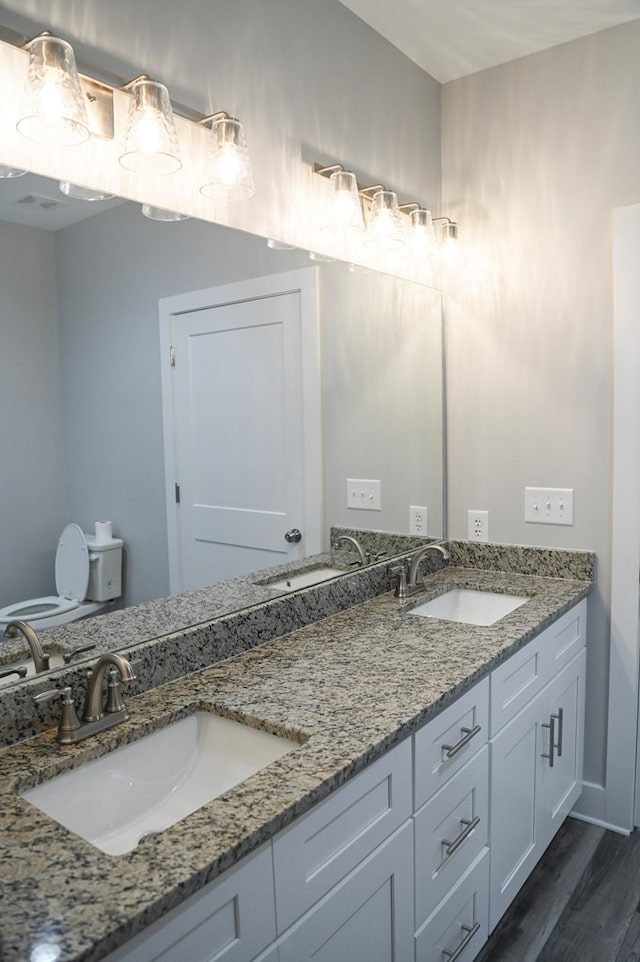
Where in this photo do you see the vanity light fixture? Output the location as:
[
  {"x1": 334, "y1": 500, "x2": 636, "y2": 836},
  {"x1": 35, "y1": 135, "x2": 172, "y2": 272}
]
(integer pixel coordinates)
[
  {"x1": 119, "y1": 76, "x2": 182, "y2": 175},
  {"x1": 364, "y1": 189, "x2": 405, "y2": 251},
  {"x1": 435, "y1": 217, "x2": 459, "y2": 264},
  {"x1": 199, "y1": 113, "x2": 255, "y2": 201},
  {"x1": 317, "y1": 166, "x2": 366, "y2": 236},
  {"x1": 17, "y1": 32, "x2": 89, "y2": 146},
  {"x1": 313, "y1": 160, "x2": 456, "y2": 263}
]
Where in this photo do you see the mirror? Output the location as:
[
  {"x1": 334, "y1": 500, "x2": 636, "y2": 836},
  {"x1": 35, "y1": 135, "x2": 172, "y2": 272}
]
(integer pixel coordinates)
[{"x1": 0, "y1": 171, "x2": 444, "y2": 689}]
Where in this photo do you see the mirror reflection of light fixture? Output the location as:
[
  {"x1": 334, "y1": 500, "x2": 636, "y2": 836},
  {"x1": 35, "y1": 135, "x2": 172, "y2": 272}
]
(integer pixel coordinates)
[
  {"x1": 141, "y1": 204, "x2": 190, "y2": 222},
  {"x1": 17, "y1": 33, "x2": 89, "y2": 146},
  {"x1": 318, "y1": 167, "x2": 365, "y2": 237},
  {"x1": 364, "y1": 189, "x2": 404, "y2": 251},
  {"x1": 200, "y1": 114, "x2": 255, "y2": 201},
  {"x1": 119, "y1": 77, "x2": 182, "y2": 175},
  {"x1": 0, "y1": 164, "x2": 27, "y2": 178},
  {"x1": 308, "y1": 250, "x2": 335, "y2": 262},
  {"x1": 59, "y1": 181, "x2": 115, "y2": 201},
  {"x1": 267, "y1": 238, "x2": 297, "y2": 250}
]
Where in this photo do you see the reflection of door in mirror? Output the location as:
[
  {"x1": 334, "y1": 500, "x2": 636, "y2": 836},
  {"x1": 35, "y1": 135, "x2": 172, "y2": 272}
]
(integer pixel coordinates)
[{"x1": 160, "y1": 270, "x2": 321, "y2": 592}]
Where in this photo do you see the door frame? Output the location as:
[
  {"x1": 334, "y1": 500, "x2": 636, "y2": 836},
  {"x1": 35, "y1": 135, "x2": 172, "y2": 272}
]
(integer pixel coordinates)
[
  {"x1": 609, "y1": 203, "x2": 640, "y2": 831},
  {"x1": 159, "y1": 268, "x2": 322, "y2": 594}
]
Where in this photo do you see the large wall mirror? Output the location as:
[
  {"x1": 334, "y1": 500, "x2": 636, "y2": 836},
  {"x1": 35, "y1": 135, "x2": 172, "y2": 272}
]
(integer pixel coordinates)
[{"x1": 0, "y1": 168, "x2": 444, "y2": 691}]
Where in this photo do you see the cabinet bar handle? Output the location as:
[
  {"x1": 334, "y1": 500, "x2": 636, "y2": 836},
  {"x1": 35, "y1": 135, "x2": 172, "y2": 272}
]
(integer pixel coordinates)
[
  {"x1": 442, "y1": 724, "x2": 481, "y2": 759},
  {"x1": 552, "y1": 707, "x2": 564, "y2": 757},
  {"x1": 438, "y1": 816, "x2": 481, "y2": 872},
  {"x1": 542, "y1": 714, "x2": 556, "y2": 767},
  {"x1": 442, "y1": 922, "x2": 481, "y2": 961}
]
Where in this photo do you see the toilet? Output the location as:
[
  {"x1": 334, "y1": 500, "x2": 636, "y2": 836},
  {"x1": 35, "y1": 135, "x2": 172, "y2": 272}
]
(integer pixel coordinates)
[{"x1": 0, "y1": 523, "x2": 124, "y2": 632}]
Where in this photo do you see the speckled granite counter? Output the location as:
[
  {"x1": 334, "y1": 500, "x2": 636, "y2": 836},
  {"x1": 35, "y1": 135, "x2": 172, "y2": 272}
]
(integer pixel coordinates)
[{"x1": 0, "y1": 559, "x2": 592, "y2": 962}]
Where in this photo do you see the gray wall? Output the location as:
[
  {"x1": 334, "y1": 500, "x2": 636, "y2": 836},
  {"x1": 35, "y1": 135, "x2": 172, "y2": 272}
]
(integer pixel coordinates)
[
  {"x1": 441, "y1": 20, "x2": 640, "y2": 803},
  {"x1": 0, "y1": 221, "x2": 68, "y2": 607}
]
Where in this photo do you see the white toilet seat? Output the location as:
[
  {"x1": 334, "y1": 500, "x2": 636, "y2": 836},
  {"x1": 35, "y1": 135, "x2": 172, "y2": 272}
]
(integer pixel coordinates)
[{"x1": 0, "y1": 524, "x2": 103, "y2": 631}]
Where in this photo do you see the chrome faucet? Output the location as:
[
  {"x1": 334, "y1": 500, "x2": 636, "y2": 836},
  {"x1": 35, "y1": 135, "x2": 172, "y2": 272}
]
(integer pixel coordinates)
[
  {"x1": 332, "y1": 535, "x2": 368, "y2": 566},
  {"x1": 4, "y1": 620, "x2": 50, "y2": 673},
  {"x1": 394, "y1": 543, "x2": 449, "y2": 599}
]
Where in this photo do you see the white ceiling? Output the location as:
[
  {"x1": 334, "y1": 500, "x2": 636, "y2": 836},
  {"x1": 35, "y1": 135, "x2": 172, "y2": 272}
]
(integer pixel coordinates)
[{"x1": 338, "y1": 0, "x2": 640, "y2": 82}]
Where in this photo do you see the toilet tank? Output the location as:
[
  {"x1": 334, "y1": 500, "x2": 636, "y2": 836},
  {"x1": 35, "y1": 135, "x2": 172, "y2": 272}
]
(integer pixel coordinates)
[{"x1": 85, "y1": 537, "x2": 124, "y2": 602}]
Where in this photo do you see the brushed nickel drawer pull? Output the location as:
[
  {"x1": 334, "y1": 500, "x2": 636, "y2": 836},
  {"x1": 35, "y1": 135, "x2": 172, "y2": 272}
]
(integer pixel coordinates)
[
  {"x1": 552, "y1": 707, "x2": 564, "y2": 757},
  {"x1": 438, "y1": 815, "x2": 481, "y2": 872},
  {"x1": 442, "y1": 724, "x2": 481, "y2": 759},
  {"x1": 542, "y1": 714, "x2": 556, "y2": 767},
  {"x1": 442, "y1": 922, "x2": 481, "y2": 961}
]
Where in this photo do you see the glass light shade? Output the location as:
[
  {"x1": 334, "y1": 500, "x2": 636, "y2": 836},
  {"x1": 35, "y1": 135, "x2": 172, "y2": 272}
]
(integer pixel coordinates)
[
  {"x1": 0, "y1": 164, "x2": 27, "y2": 178},
  {"x1": 119, "y1": 79, "x2": 182, "y2": 175},
  {"x1": 267, "y1": 238, "x2": 297, "y2": 250},
  {"x1": 441, "y1": 221, "x2": 459, "y2": 265},
  {"x1": 409, "y1": 208, "x2": 436, "y2": 259},
  {"x1": 365, "y1": 190, "x2": 404, "y2": 251},
  {"x1": 320, "y1": 170, "x2": 364, "y2": 236},
  {"x1": 308, "y1": 251, "x2": 335, "y2": 262},
  {"x1": 59, "y1": 181, "x2": 114, "y2": 201},
  {"x1": 141, "y1": 204, "x2": 190, "y2": 222},
  {"x1": 200, "y1": 118, "x2": 255, "y2": 201},
  {"x1": 17, "y1": 35, "x2": 89, "y2": 146}
]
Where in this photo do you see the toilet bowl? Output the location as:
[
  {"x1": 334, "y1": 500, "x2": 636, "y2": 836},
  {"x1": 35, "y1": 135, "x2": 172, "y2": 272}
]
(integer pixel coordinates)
[{"x1": 0, "y1": 523, "x2": 124, "y2": 632}]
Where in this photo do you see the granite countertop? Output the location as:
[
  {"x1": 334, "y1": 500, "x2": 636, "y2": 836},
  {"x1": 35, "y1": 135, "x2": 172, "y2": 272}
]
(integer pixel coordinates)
[{"x1": 0, "y1": 564, "x2": 592, "y2": 962}]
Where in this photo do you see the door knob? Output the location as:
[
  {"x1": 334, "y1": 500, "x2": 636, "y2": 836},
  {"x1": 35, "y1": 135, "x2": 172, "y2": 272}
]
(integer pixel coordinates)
[{"x1": 284, "y1": 528, "x2": 302, "y2": 543}]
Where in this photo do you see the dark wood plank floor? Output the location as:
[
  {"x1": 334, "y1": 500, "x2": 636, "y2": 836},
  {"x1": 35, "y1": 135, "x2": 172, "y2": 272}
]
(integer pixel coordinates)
[{"x1": 477, "y1": 818, "x2": 640, "y2": 962}]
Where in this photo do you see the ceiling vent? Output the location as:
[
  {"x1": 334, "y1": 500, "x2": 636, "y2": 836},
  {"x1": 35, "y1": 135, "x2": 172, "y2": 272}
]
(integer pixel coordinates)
[{"x1": 13, "y1": 192, "x2": 66, "y2": 213}]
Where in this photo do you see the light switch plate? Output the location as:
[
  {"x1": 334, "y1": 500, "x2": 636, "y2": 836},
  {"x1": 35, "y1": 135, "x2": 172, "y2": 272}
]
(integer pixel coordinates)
[
  {"x1": 346, "y1": 478, "x2": 381, "y2": 511},
  {"x1": 524, "y1": 487, "x2": 574, "y2": 525}
]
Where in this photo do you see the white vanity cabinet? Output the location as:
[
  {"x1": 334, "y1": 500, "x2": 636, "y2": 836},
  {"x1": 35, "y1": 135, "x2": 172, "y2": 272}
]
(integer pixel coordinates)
[
  {"x1": 101, "y1": 598, "x2": 587, "y2": 962},
  {"x1": 489, "y1": 601, "x2": 586, "y2": 930}
]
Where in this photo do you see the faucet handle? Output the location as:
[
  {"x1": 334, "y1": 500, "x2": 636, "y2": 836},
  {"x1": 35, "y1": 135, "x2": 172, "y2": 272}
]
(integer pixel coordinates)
[
  {"x1": 391, "y1": 563, "x2": 409, "y2": 600},
  {"x1": 33, "y1": 686, "x2": 82, "y2": 743},
  {"x1": 105, "y1": 668, "x2": 126, "y2": 714},
  {"x1": 63, "y1": 642, "x2": 97, "y2": 664}
]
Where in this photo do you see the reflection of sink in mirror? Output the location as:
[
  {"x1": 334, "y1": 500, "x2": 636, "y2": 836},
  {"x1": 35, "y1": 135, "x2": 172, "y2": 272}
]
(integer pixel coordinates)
[
  {"x1": 410, "y1": 589, "x2": 528, "y2": 626},
  {"x1": 262, "y1": 566, "x2": 346, "y2": 592},
  {"x1": 21, "y1": 712, "x2": 299, "y2": 856},
  {"x1": 0, "y1": 651, "x2": 65, "y2": 687}
]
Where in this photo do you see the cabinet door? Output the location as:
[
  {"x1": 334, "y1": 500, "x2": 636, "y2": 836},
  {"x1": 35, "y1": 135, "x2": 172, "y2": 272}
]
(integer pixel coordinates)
[
  {"x1": 277, "y1": 821, "x2": 414, "y2": 962},
  {"x1": 102, "y1": 845, "x2": 276, "y2": 962},
  {"x1": 538, "y1": 649, "x2": 586, "y2": 847},
  {"x1": 489, "y1": 696, "x2": 543, "y2": 931}
]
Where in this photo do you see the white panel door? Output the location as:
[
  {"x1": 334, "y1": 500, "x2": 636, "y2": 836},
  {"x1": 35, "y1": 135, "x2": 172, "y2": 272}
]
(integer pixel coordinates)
[{"x1": 160, "y1": 270, "x2": 321, "y2": 592}]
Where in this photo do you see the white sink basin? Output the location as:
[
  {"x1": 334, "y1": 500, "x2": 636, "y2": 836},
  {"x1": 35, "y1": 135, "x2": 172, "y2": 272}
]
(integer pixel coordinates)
[
  {"x1": 21, "y1": 712, "x2": 298, "y2": 856},
  {"x1": 265, "y1": 565, "x2": 344, "y2": 592},
  {"x1": 0, "y1": 651, "x2": 65, "y2": 687},
  {"x1": 410, "y1": 589, "x2": 528, "y2": 626}
]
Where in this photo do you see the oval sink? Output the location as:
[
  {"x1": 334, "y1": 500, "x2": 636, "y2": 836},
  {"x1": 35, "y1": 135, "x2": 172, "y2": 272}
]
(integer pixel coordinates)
[
  {"x1": 410, "y1": 589, "x2": 528, "y2": 626},
  {"x1": 21, "y1": 712, "x2": 299, "y2": 856}
]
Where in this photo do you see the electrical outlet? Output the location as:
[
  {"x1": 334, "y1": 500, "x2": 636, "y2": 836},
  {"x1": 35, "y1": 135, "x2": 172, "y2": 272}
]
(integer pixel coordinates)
[
  {"x1": 409, "y1": 505, "x2": 428, "y2": 536},
  {"x1": 525, "y1": 487, "x2": 574, "y2": 525},
  {"x1": 467, "y1": 509, "x2": 489, "y2": 542},
  {"x1": 346, "y1": 478, "x2": 381, "y2": 511}
]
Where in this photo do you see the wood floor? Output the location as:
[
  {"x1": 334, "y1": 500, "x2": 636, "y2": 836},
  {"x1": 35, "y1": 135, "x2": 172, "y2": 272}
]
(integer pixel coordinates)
[{"x1": 476, "y1": 817, "x2": 640, "y2": 962}]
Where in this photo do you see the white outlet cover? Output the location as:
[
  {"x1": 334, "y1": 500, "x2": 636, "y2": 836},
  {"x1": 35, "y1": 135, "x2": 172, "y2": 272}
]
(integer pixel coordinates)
[{"x1": 409, "y1": 505, "x2": 428, "y2": 536}]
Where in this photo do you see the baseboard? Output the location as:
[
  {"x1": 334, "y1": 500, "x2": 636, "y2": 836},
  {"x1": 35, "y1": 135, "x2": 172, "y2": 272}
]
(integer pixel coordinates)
[{"x1": 571, "y1": 781, "x2": 631, "y2": 835}]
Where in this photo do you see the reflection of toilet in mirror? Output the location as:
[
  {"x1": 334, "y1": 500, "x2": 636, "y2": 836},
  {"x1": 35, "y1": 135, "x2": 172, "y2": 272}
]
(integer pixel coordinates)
[{"x1": 0, "y1": 523, "x2": 123, "y2": 631}]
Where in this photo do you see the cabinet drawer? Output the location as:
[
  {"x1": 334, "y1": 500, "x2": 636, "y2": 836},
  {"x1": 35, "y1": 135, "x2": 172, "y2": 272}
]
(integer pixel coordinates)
[
  {"x1": 415, "y1": 850, "x2": 489, "y2": 962},
  {"x1": 414, "y1": 746, "x2": 489, "y2": 927},
  {"x1": 490, "y1": 634, "x2": 546, "y2": 735},
  {"x1": 273, "y1": 738, "x2": 412, "y2": 932},
  {"x1": 103, "y1": 844, "x2": 275, "y2": 962},
  {"x1": 277, "y1": 821, "x2": 414, "y2": 962},
  {"x1": 414, "y1": 677, "x2": 489, "y2": 809},
  {"x1": 546, "y1": 599, "x2": 586, "y2": 676}
]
